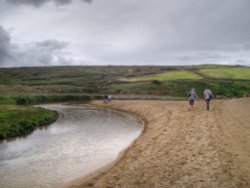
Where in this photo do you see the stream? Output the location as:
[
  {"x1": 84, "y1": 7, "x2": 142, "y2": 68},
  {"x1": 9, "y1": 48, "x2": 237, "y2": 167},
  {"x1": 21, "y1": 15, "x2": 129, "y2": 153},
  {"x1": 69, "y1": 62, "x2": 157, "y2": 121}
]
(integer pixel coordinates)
[{"x1": 0, "y1": 104, "x2": 142, "y2": 188}]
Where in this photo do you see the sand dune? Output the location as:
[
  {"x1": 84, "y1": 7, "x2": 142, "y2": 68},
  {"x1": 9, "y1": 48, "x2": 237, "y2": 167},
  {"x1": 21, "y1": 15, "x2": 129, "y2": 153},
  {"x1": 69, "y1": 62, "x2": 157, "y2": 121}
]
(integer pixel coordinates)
[{"x1": 64, "y1": 98, "x2": 250, "y2": 188}]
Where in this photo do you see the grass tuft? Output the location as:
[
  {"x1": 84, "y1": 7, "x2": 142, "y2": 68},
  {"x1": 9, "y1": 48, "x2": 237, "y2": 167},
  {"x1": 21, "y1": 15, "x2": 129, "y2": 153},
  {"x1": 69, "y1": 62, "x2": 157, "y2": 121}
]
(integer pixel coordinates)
[{"x1": 0, "y1": 105, "x2": 58, "y2": 140}]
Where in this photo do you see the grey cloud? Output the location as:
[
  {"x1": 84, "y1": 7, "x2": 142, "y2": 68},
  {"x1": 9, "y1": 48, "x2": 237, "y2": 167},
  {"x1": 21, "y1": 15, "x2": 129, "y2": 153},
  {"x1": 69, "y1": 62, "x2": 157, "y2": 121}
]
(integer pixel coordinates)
[
  {"x1": 1, "y1": 0, "x2": 250, "y2": 66},
  {"x1": 81, "y1": 0, "x2": 93, "y2": 4},
  {"x1": 0, "y1": 26, "x2": 72, "y2": 67},
  {"x1": 7, "y1": 0, "x2": 57, "y2": 7},
  {"x1": 54, "y1": 0, "x2": 72, "y2": 6},
  {"x1": 12, "y1": 40, "x2": 72, "y2": 66},
  {"x1": 6, "y1": 0, "x2": 93, "y2": 7},
  {"x1": 33, "y1": 40, "x2": 68, "y2": 51},
  {"x1": 0, "y1": 26, "x2": 12, "y2": 64}
]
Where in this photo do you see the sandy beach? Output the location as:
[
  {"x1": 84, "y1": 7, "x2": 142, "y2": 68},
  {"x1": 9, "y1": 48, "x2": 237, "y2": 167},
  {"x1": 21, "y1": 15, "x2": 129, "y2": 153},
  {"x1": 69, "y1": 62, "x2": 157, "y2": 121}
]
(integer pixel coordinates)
[{"x1": 64, "y1": 98, "x2": 250, "y2": 188}]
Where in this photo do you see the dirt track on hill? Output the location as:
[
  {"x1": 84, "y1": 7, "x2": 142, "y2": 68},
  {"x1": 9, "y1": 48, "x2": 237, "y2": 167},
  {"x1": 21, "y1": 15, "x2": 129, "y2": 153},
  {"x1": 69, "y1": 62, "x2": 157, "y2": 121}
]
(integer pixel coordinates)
[{"x1": 64, "y1": 98, "x2": 250, "y2": 188}]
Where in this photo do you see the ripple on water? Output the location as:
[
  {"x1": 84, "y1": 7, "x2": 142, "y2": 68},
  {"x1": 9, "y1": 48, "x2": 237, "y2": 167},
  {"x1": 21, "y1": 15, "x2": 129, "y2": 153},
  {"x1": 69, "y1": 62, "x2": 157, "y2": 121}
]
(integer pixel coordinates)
[{"x1": 0, "y1": 104, "x2": 142, "y2": 188}]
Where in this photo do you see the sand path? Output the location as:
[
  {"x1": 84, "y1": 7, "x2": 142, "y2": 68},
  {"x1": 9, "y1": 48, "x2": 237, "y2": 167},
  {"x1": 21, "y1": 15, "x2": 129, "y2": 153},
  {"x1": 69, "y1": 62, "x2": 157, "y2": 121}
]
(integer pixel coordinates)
[{"x1": 64, "y1": 98, "x2": 250, "y2": 188}]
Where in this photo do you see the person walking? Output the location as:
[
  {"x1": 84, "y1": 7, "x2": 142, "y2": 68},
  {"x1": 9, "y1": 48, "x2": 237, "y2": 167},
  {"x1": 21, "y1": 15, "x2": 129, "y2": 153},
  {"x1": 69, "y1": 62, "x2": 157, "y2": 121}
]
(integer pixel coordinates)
[
  {"x1": 107, "y1": 94, "x2": 112, "y2": 103},
  {"x1": 103, "y1": 94, "x2": 109, "y2": 104},
  {"x1": 203, "y1": 87, "x2": 214, "y2": 111},
  {"x1": 187, "y1": 88, "x2": 198, "y2": 111}
]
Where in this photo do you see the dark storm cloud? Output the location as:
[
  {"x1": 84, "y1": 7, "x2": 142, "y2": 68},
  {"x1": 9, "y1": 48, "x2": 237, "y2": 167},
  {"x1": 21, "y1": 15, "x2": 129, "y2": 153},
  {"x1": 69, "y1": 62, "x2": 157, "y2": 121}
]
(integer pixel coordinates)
[{"x1": 6, "y1": 0, "x2": 93, "y2": 7}]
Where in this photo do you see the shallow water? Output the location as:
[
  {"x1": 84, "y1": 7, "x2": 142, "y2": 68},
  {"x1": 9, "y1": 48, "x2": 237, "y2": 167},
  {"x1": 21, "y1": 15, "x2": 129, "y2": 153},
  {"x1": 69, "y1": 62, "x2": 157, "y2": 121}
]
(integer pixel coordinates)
[{"x1": 0, "y1": 104, "x2": 142, "y2": 188}]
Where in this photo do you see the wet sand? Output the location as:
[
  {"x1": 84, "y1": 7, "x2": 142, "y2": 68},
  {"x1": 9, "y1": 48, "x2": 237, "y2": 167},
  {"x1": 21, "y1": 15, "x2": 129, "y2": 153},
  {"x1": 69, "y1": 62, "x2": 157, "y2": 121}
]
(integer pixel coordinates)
[{"x1": 64, "y1": 98, "x2": 250, "y2": 188}]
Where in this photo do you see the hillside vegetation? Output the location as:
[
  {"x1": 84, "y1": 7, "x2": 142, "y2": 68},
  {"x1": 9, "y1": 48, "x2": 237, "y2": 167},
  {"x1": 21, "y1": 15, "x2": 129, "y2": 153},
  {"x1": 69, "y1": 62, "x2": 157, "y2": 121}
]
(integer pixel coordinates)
[
  {"x1": 0, "y1": 65, "x2": 249, "y2": 104},
  {"x1": 199, "y1": 67, "x2": 250, "y2": 79},
  {"x1": 122, "y1": 70, "x2": 202, "y2": 82}
]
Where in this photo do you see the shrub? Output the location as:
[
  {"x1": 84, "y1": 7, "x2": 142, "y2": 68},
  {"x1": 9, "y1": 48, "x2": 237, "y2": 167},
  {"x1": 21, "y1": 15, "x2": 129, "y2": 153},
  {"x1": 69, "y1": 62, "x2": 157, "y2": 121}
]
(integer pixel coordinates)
[{"x1": 152, "y1": 80, "x2": 162, "y2": 85}]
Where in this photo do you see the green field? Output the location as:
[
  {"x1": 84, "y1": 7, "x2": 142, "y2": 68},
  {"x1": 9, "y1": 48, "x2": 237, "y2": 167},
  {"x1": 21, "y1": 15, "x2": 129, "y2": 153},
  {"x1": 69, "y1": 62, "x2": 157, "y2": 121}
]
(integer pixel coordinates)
[
  {"x1": 124, "y1": 70, "x2": 202, "y2": 82},
  {"x1": 0, "y1": 105, "x2": 58, "y2": 139},
  {"x1": 0, "y1": 65, "x2": 249, "y2": 100},
  {"x1": 199, "y1": 67, "x2": 250, "y2": 80}
]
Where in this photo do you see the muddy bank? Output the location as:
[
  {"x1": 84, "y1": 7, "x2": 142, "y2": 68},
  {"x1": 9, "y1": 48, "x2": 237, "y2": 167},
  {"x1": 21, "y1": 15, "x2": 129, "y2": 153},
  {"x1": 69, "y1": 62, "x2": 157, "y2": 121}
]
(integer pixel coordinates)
[{"x1": 64, "y1": 98, "x2": 250, "y2": 188}]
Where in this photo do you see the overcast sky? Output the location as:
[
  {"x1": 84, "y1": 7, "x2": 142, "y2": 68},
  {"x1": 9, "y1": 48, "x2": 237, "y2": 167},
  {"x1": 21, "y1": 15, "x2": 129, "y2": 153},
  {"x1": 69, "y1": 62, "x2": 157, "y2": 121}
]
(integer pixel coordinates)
[{"x1": 0, "y1": 0, "x2": 250, "y2": 67}]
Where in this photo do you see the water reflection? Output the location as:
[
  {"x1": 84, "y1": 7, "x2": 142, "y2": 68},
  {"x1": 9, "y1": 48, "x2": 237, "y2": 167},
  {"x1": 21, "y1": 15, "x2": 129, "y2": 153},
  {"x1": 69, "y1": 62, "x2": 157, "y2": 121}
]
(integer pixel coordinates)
[{"x1": 0, "y1": 104, "x2": 142, "y2": 188}]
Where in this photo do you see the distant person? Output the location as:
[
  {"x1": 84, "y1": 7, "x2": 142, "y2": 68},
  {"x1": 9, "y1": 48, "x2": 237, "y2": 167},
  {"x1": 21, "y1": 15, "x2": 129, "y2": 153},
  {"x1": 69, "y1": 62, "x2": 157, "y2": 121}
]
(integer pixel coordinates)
[
  {"x1": 107, "y1": 94, "x2": 112, "y2": 103},
  {"x1": 203, "y1": 87, "x2": 214, "y2": 111},
  {"x1": 103, "y1": 94, "x2": 109, "y2": 104},
  {"x1": 187, "y1": 88, "x2": 198, "y2": 111}
]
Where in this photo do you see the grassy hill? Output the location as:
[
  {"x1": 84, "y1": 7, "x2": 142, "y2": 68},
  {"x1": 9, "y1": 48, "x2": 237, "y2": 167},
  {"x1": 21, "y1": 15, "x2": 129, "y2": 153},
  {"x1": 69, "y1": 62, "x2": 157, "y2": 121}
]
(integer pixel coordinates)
[{"x1": 0, "y1": 65, "x2": 249, "y2": 104}]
